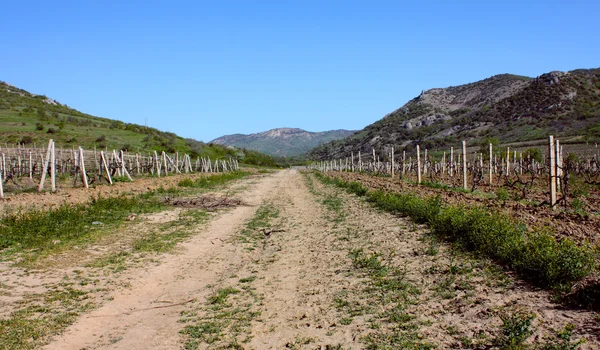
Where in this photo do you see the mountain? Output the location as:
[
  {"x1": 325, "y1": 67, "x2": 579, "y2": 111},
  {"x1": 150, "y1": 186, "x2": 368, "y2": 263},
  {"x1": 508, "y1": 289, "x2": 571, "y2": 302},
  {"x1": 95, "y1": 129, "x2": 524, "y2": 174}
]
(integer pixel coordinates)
[
  {"x1": 210, "y1": 128, "x2": 356, "y2": 157},
  {"x1": 310, "y1": 68, "x2": 600, "y2": 160},
  {"x1": 0, "y1": 81, "x2": 280, "y2": 166}
]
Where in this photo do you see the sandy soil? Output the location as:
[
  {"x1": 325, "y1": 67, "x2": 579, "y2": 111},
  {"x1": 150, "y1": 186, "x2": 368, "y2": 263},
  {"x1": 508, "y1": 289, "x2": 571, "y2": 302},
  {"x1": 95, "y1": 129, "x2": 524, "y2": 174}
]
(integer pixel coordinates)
[
  {"x1": 0, "y1": 172, "x2": 240, "y2": 215},
  {"x1": 1, "y1": 170, "x2": 598, "y2": 349}
]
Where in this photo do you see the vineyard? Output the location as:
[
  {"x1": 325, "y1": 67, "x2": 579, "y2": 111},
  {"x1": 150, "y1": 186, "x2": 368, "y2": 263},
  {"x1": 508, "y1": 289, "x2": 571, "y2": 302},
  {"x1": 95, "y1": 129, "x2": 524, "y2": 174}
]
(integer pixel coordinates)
[
  {"x1": 311, "y1": 136, "x2": 600, "y2": 216},
  {"x1": 0, "y1": 139, "x2": 239, "y2": 198},
  {"x1": 312, "y1": 136, "x2": 600, "y2": 306}
]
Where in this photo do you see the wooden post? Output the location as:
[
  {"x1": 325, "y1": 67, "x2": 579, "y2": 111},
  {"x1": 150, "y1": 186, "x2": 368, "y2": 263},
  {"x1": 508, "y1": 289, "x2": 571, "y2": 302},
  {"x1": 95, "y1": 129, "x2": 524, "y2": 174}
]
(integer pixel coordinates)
[
  {"x1": 416, "y1": 145, "x2": 422, "y2": 184},
  {"x1": 450, "y1": 147, "x2": 454, "y2": 177},
  {"x1": 0, "y1": 166, "x2": 3, "y2": 199},
  {"x1": 506, "y1": 147, "x2": 510, "y2": 176},
  {"x1": 489, "y1": 143, "x2": 493, "y2": 184},
  {"x1": 462, "y1": 140, "x2": 468, "y2": 190},
  {"x1": 423, "y1": 149, "x2": 428, "y2": 175},
  {"x1": 549, "y1": 135, "x2": 557, "y2": 207},
  {"x1": 161, "y1": 152, "x2": 167, "y2": 176},
  {"x1": 29, "y1": 151, "x2": 33, "y2": 179},
  {"x1": 38, "y1": 139, "x2": 53, "y2": 192},
  {"x1": 154, "y1": 151, "x2": 161, "y2": 177},
  {"x1": 442, "y1": 152, "x2": 446, "y2": 174},
  {"x1": 79, "y1": 147, "x2": 89, "y2": 188},
  {"x1": 50, "y1": 141, "x2": 56, "y2": 192},
  {"x1": 358, "y1": 151, "x2": 362, "y2": 172},
  {"x1": 556, "y1": 139, "x2": 561, "y2": 192},
  {"x1": 100, "y1": 151, "x2": 113, "y2": 184}
]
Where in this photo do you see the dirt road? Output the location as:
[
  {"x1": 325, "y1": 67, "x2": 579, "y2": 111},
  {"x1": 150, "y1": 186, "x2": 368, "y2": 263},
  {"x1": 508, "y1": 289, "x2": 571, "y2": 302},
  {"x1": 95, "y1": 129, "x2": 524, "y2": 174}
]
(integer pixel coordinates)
[{"x1": 2, "y1": 169, "x2": 597, "y2": 349}]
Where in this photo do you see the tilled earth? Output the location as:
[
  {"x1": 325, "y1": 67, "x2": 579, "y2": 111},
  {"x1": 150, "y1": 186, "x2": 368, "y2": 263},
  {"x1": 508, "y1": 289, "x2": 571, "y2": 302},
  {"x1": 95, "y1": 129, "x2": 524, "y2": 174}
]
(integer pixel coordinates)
[{"x1": 0, "y1": 170, "x2": 598, "y2": 349}]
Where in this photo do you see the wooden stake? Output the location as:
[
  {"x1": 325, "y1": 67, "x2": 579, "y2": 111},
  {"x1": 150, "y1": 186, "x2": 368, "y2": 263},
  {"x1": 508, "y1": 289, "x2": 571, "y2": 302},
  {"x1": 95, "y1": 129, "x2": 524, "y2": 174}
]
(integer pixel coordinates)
[
  {"x1": 450, "y1": 147, "x2": 454, "y2": 177},
  {"x1": 506, "y1": 147, "x2": 510, "y2": 176},
  {"x1": 0, "y1": 166, "x2": 3, "y2": 199},
  {"x1": 549, "y1": 135, "x2": 557, "y2": 207},
  {"x1": 416, "y1": 145, "x2": 422, "y2": 184},
  {"x1": 556, "y1": 139, "x2": 561, "y2": 192},
  {"x1": 79, "y1": 147, "x2": 88, "y2": 188},
  {"x1": 489, "y1": 143, "x2": 493, "y2": 184},
  {"x1": 50, "y1": 141, "x2": 56, "y2": 192},
  {"x1": 100, "y1": 151, "x2": 113, "y2": 184},
  {"x1": 462, "y1": 140, "x2": 467, "y2": 190},
  {"x1": 38, "y1": 139, "x2": 53, "y2": 192}
]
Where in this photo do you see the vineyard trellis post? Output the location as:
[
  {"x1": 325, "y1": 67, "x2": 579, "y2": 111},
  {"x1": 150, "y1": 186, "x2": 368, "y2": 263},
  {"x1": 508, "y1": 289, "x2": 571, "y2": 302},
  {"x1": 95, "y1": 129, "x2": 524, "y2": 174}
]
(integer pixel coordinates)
[
  {"x1": 38, "y1": 139, "x2": 54, "y2": 192},
  {"x1": 489, "y1": 143, "x2": 493, "y2": 184},
  {"x1": 462, "y1": 140, "x2": 467, "y2": 190},
  {"x1": 416, "y1": 145, "x2": 422, "y2": 184},
  {"x1": 450, "y1": 147, "x2": 454, "y2": 177},
  {"x1": 0, "y1": 167, "x2": 4, "y2": 199},
  {"x1": 549, "y1": 135, "x2": 557, "y2": 207}
]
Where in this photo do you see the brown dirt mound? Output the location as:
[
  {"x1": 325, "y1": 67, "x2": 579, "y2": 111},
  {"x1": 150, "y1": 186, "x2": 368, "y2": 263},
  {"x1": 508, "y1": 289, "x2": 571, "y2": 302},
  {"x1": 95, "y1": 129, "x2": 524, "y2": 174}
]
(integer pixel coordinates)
[{"x1": 165, "y1": 195, "x2": 247, "y2": 210}]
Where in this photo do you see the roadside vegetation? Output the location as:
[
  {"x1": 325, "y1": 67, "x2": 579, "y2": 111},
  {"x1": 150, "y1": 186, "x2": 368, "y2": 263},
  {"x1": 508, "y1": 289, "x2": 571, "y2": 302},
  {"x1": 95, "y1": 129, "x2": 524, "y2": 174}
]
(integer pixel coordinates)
[
  {"x1": 309, "y1": 171, "x2": 589, "y2": 348},
  {"x1": 314, "y1": 172, "x2": 596, "y2": 292}
]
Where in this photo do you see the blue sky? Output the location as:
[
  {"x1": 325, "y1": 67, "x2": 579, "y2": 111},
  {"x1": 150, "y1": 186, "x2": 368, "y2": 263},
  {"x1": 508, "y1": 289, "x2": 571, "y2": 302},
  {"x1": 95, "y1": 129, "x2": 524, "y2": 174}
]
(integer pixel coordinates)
[{"x1": 1, "y1": 1, "x2": 598, "y2": 142}]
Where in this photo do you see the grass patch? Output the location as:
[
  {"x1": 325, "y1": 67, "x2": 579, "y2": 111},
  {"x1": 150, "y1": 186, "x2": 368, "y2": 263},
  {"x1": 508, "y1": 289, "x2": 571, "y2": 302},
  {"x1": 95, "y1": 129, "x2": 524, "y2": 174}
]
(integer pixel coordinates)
[
  {"x1": 238, "y1": 203, "x2": 279, "y2": 248},
  {"x1": 0, "y1": 195, "x2": 164, "y2": 259},
  {"x1": 180, "y1": 285, "x2": 262, "y2": 348},
  {"x1": 346, "y1": 248, "x2": 431, "y2": 349},
  {"x1": 177, "y1": 171, "x2": 251, "y2": 189},
  {"x1": 315, "y1": 173, "x2": 597, "y2": 294},
  {"x1": 0, "y1": 286, "x2": 95, "y2": 349}
]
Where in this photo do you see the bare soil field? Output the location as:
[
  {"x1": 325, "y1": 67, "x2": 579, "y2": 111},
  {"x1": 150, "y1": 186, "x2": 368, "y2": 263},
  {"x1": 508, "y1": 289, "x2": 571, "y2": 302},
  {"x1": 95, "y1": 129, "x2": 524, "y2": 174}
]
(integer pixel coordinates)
[
  {"x1": 0, "y1": 170, "x2": 598, "y2": 349},
  {"x1": 327, "y1": 171, "x2": 600, "y2": 246}
]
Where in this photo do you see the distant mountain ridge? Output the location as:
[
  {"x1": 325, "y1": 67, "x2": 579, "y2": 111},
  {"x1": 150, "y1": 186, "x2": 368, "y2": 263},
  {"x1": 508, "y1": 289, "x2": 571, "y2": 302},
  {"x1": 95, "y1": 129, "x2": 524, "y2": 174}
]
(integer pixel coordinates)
[
  {"x1": 210, "y1": 128, "x2": 355, "y2": 157},
  {"x1": 0, "y1": 80, "x2": 282, "y2": 167},
  {"x1": 310, "y1": 68, "x2": 600, "y2": 160}
]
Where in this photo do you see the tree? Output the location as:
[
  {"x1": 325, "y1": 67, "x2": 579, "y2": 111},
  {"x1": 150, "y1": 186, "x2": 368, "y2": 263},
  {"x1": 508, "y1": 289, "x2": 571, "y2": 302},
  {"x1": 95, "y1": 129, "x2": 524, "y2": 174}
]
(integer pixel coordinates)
[
  {"x1": 523, "y1": 148, "x2": 543, "y2": 163},
  {"x1": 480, "y1": 137, "x2": 500, "y2": 160}
]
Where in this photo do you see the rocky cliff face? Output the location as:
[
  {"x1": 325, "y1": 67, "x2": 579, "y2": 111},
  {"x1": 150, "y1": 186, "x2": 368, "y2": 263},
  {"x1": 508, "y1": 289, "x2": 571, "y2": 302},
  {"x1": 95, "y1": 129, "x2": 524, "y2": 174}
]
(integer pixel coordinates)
[{"x1": 310, "y1": 68, "x2": 600, "y2": 160}]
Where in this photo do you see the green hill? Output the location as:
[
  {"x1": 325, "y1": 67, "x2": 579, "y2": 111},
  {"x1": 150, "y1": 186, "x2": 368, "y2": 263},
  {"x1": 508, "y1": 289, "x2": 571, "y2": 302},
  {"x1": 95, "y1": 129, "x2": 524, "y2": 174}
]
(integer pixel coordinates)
[
  {"x1": 210, "y1": 128, "x2": 355, "y2": 157},
  {"x1": 310, "y1": 68, "x2": 600, "y2": 159},
  {"x1": 0, "y1": 81, "x2": 278, "y2": 166}
]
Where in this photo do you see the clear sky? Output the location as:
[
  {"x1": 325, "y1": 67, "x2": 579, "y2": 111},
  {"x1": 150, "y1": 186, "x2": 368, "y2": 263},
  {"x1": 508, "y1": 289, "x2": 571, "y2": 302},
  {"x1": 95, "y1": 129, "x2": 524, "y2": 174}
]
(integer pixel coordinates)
[{"x1": 1, "y1": 1, "x2": 598, "y2": 142}]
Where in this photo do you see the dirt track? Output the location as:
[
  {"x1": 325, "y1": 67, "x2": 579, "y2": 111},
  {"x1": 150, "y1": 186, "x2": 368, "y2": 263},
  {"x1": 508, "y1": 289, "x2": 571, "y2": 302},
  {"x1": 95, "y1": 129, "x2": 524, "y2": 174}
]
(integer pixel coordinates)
[{"x1": 1, "y1": 170, "x2": 598, "y2": 349}]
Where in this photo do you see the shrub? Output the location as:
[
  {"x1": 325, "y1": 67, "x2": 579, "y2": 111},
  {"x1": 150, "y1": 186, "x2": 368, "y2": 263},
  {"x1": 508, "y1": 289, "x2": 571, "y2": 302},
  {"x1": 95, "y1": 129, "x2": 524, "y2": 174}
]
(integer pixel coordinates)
[
  {"x1": 321, "y1": 173, "x2": 597, "y2": 289},
  {"x1": 35, "y1": 122, "x2": 44, "y2": 131},
  {"x1": 19, "y1": 135, "x2": 34, "y2": 145}
]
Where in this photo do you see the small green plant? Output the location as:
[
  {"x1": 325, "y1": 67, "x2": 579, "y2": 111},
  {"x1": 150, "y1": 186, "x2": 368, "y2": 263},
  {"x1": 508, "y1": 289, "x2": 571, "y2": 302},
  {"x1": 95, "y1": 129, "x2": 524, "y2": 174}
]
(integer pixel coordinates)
[
  {"x1": 112, "y1": 176, "x2": 132, "y2": 183},
  {"x1": 177, "y1": 171, "x2": 250, "y2": 189},
  {"x1": 539, "y1": 323, "x2": 586, "y2": 349},
  {"x1": 495, "y1": 187, "x2": 510, "y2": 201},
  {"x1": 496, "y1": 307, "x2": 536, "y2": 347}
]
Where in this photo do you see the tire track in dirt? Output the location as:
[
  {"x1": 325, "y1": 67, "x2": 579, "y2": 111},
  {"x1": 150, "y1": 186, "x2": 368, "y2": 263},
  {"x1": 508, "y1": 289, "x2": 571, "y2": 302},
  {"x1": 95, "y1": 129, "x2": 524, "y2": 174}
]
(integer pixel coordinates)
[
  {"x1": 38, "y1": 169, "x2": 599, "y2": 349},
  {"x1": 43, "y1": 171, "x2": 286, "y2": 349}
]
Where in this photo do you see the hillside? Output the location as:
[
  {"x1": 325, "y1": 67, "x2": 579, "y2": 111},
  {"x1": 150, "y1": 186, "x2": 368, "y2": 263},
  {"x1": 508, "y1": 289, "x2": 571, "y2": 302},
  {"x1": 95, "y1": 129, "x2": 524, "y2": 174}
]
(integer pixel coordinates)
[
  {"x1": 310, "y1": 68, "x2": 600, "y2": 159},
  {"x1": 0, "y1": 81, "x2": 279, "y2": 166},
  {"x1": 210, "y1": 128, "x2": 355, "y2": 157}
]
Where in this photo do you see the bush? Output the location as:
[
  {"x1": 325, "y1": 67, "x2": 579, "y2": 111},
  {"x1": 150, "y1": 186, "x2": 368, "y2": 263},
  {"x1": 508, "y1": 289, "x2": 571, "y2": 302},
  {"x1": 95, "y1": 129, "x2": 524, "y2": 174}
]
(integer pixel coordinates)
[
  {"x1": 19, "y1": 135, "x2": 34, "y2": 145},
  {"x1": 322, "y1": 173, "x2": 597, "y2": 289},
  {"x1": 46, "y1": 127, "x2": 58, "y2": 134},
  {"x1": 35, "y1": 122, "x2": 44, "y2": 131}
]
